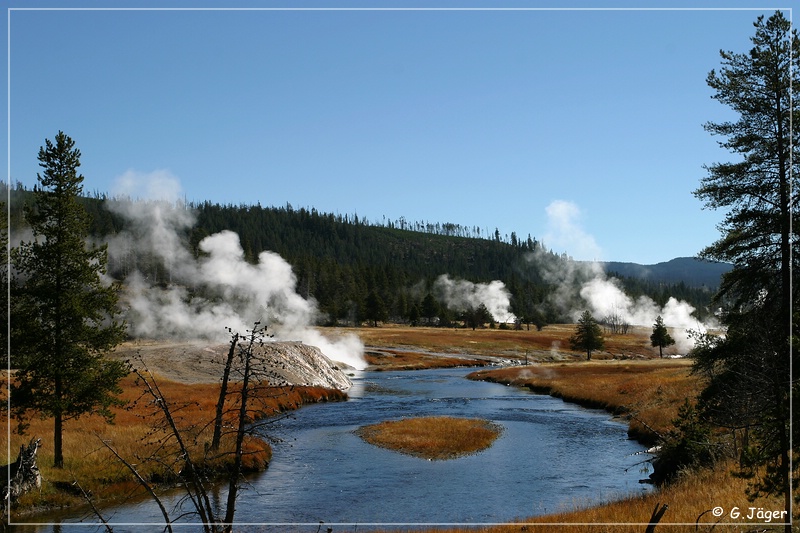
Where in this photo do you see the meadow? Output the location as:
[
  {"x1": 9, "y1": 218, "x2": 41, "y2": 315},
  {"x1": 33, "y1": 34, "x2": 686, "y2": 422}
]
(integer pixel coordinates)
[
  {"x1": 342, "y1": 324, "x2": 790, "y2": 531},
  {"x1": 2, "y1": 373, "x2": 346, "y2": 513},
  {"x1": 3, "y1": 323, "x2": 790, "y2": 531}
]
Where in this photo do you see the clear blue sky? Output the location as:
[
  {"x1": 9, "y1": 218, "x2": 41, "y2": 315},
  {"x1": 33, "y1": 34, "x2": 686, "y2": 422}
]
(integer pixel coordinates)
[{"x1": 4, "y1": 1, "x2": 790, "y2": 264}]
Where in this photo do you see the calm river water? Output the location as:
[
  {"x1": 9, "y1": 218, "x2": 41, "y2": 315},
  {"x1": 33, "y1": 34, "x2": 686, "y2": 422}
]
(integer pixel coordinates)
[{"x1": 12, "y1": 367, "x2": 652, "y2": 531}]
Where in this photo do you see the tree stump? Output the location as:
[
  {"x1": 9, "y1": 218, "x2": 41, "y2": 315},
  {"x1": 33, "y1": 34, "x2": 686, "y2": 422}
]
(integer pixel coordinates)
[
  {"x1": 1, "y1": 438, "x2": 42, "y2": 514},
  {"x1": 645, "y1": 502, "x2": 669, "y2": 533}
]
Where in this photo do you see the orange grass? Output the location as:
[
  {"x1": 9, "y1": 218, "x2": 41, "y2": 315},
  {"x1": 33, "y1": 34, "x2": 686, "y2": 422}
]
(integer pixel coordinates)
[
  {"x1": 356, "y1": 416, "x2": 502, "y2": 460},
  {"x1": 518, "y1": 461, "x2": 789, "y2": 532},
  {"x1": 3, "y1": 373, "x2": 346, "y2": 512},
  {"x1": 336, "y1": 324, "x2": 670, "y2": 365},
  {"x1": 469, "y1": 360, "x2": 698, "y2": 444},
  {"x1": 365, "y1": 348, "x2": 489, "y2": 371}
]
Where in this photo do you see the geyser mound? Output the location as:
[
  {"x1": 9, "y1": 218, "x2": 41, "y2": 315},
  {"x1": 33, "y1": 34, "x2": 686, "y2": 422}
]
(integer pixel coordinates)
[{"x1": 105, "y1": 175, "x2": 366, "y2": 371}]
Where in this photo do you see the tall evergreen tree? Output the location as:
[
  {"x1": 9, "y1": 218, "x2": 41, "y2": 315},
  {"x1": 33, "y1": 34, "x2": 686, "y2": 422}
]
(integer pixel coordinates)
[
  {"x1": 421, "y1": 293, "x2": 439, "y2": 325},
  {"x1": 692, "y1": 11, "x2": 798, "y2": 527},
  {"x1": 569, "y1": 310, "x2": 604, "y2": 361},
  {"x1": 696, "y1": 11, "x2": 798, "y2": 316},
  {"x1": 11, "y1": 132, "x2": 128, "y2": 468},
  {"x1": 463, "y1": 304, "x2": 493, "y2": 331},
  {"x1": 364, "y1": 290, "x2": 388, "y2": 327},
  {"x1": 650, "y1": 316, "x2": 675, "y2": 358}
]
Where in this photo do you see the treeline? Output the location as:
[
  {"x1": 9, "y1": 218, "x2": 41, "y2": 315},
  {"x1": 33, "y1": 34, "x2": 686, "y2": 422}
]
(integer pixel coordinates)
[
  {"x1": 5, "y1": 182, "x2": 717, "y2": 327},
  {"x1": 187, "y1": 200, "x2": 556, "y2": 327}
]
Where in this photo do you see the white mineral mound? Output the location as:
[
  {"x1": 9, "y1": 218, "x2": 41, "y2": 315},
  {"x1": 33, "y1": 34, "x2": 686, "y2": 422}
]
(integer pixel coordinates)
[
  {"x1": 116, "y1": 339, "x2": 353, "y2": 391},
  {"x1": 256, "y1": 341, "x2": 353, "y2": 391}
]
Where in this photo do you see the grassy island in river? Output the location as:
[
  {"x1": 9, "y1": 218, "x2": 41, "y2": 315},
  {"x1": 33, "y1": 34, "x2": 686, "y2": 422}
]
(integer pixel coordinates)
[{"x1": 356, "y1": 416, "x2": 502, "y2": 460}]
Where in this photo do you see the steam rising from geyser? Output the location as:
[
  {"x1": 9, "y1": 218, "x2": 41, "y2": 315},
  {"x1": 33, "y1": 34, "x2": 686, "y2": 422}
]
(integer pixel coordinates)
[
  {"x1": 579, "y1": 276, "x2": 712, "y2": 353},
  {"x1": 107, "y1": 171, "x2": 366, "y2": 370},
  {"x1": 531, "y1": 200, "x2": 718, "y2": 353},
  {"x1": 433, "y1": 275, "x2": 516, "y2": 324}
]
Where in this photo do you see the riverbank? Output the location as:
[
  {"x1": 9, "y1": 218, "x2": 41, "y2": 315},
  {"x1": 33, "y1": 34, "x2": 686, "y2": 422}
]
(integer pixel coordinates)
[
  {"x1": 3, "y1": 373, "x2": 346, "y2": 515},
  {"x1": 461, "y1": 363, "x2": 788, "y2": 532},
  {"x1": 366, "y1": 459, "x2": 786, "y2": 533},
  {"x1": 6, "y1": 325, "x2": 790, "y2": 529},
  {"x1": 467, "y1": 360, "x2": 696, "y2": 445},
  {"x1": 350, "y1": 325, "x2": 788, "y2": 528}
]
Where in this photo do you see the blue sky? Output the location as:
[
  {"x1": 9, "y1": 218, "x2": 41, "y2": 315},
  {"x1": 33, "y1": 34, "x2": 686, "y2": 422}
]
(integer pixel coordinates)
[{"x1": 4, "y1": 1, "x2": 791, "y2": 264}]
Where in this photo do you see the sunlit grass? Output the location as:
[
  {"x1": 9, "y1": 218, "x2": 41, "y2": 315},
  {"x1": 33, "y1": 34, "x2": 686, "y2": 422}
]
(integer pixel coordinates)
[
  {"x1": 5, "y1": 326, "x2": 791, "y2": 528},
  {"x1": 469, "y1": 359, "x2": 697, "y2": 443},
  {"x1": 365, "y1": 348, "x2": 488, "y2": 370},
  {"x1": 3, "y1": 374, "x2": 345, "y2": 513},
  {"x1": 336, "y1": 323, "x2": 671, "y2": 369},
  {"x1": 356, "y1": 416, "x2": 502, "y2": 460}
]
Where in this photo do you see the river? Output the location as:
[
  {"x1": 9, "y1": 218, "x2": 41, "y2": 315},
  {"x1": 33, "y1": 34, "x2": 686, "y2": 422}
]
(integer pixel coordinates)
[{"x1": 12, "y1": 367, "x2": 652, "y2": 531}]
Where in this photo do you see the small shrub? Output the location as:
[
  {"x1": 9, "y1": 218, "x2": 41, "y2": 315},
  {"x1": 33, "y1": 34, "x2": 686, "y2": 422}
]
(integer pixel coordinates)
[{"x1": 651, "y1": 399, "x2": 717, "y2": 484}]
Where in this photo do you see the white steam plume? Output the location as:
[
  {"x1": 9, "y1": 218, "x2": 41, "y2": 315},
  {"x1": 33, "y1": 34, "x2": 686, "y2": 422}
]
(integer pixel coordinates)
[
  {"x1": 578, "y1": 276, "x2": 712, "y2": 353},
  {"x1": 433, "y1": 275, "x2": 516, "y2": 323},
  {"x1": 543, "y1": 200, "x2": 603, "y2": 262},
  {"x1": 106, "y1": 171, "x2": 366, "y2": 370},
  {"x1": 528, "y1": 200, "x2": 717, "y2": 353}
]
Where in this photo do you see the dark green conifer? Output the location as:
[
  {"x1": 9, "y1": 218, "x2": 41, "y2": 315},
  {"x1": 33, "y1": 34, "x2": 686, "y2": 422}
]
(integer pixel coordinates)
[
  {"x1": 569, "y1": 310, "x2": 604, "y2": 360},
  {"x1": 11, "y1": 132, "x2": 128, "y2": 468},
  {"x1": 692, "y1": 12, "x2": 798, "y2": 526},
  {"x1": 650, "y1": 316, "x2": 675, "y2": 358}
]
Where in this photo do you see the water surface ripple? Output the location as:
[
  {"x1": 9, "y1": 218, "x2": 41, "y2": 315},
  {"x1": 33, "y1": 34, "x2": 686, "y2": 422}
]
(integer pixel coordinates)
[{"x1": 14, "y1": 367, "x2": 652, "y2": 531}]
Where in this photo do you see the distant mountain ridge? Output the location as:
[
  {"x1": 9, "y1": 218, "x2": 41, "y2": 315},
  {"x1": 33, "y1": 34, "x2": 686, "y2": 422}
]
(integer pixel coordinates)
[{"x1": 600, "y1": 257, "x2": 732, "y2": 290}]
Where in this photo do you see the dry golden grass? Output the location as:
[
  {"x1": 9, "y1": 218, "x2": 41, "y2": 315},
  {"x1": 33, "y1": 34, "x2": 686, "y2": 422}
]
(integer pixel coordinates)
[
  {"x1": 3, "y1": 373, "x2": 346, "y2": 512},
  {"x1": 5, "y1": 326, "x2": 792, "y2": 529},
  {"x1": 469, "y1": 359, "x2": 698, "y2": 443},
  {"x1": 517, "y1": 461, "x2": 788, "y2": 532},
  {"x1": 337, "y1": 323, "x2": 670, "y2": 367},
  {"x1": 365, "y1": 348, "x2": 489, "y2": 371},
  {"x1": 356, "y1": 416, "x2": 502, "y2": 460}
]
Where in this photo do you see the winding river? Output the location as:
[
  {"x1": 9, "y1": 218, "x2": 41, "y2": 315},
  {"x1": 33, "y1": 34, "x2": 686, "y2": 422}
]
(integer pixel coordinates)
[{"x1": 12, "y1": 367, "x2": 652, "y2": 531}]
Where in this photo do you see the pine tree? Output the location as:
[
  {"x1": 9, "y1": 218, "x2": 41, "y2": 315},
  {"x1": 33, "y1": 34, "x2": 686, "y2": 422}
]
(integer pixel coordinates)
[
  {"x1": 421, "y1": 293, "x2": 439, "y2": 326},
  {"x1": 696, "y1": 11, "x2": 798, "y2": 317},
  {"x1": 692, "y1": 12, "x2": 798, "y2": 528},
  {"x1": 569, "y1": 310, "x2": 604, "y2": 361},
  {"x1": 364, "y1": 290, "x2": 388, "y2": 327},
  {"x1": 650, "y1": 315, "x2": 675, "y2": 358},
  {"x1": 11, "y1": 132, "x2": 128, "y2": 468}
]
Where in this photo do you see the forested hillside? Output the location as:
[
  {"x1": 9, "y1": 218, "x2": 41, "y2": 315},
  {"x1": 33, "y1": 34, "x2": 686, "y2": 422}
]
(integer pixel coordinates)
[{"x1": 5, "y1": 183, "x2": 720, "y2": 327}]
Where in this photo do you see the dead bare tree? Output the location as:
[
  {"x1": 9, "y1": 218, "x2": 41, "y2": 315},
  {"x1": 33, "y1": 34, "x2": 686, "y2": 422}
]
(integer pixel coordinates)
[
  {"x1": 222, "y1": 323, "x2": 262, "y2": 532},
  {"x1": 73, "y1": 478, "x2": 115, "y2": 533},
  {"x1": 645, "y1": 502, "x2": 668, "y2": 533},
  {"x1": 100, "y1": 322, "x2": 278, "y2": 532},
  {"x1": 99, "y1": 438, "x2": 173, "y2": 533},
  {"x1": 211, "y1": 331, "x2": 239, "y2": 452},
  {"x1": 602, "y1": 305, "x2": 630, "y2": 335},
  {"x1": 133, "y1": 363, "x2": 219, "y2": 530}
]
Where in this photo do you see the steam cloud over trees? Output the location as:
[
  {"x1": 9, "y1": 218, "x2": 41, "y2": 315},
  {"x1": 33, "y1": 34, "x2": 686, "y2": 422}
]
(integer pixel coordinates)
[{"x1": 105, "y1": 174, "x2": 366, "y2": 370}]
